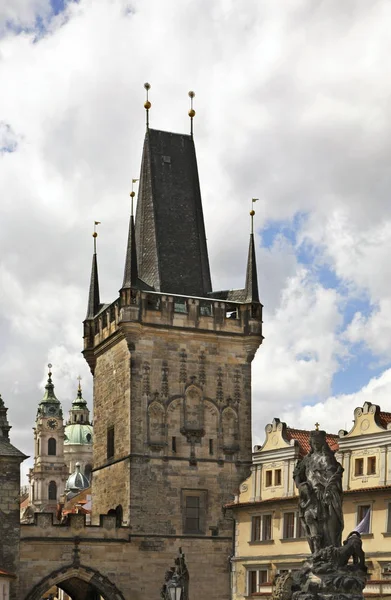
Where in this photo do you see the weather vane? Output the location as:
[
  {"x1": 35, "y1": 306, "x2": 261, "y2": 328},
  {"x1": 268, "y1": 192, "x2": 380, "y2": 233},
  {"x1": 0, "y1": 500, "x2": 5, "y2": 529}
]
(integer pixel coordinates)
[
  {"x1": 93, "y1": 221, "x2": 101, "y2": 253},
  {"x1": 188, "y1": 91, "x2": 195, "y2": 137},
  {"x1": 130, "y1": 178, "x2": 139, "y2": 216},
  {"x1": 144, "y1": 83, "x2": 151, "y2": 130},
  {"x1": 250, "y1": 198, "x2": 258, "y2": 234}
]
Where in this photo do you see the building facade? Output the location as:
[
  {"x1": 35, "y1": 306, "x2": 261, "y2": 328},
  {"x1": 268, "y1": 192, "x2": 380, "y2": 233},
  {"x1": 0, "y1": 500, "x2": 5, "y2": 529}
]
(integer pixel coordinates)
[{"x1": 229, "y1": 402, "x2": 391, "y2": 600}]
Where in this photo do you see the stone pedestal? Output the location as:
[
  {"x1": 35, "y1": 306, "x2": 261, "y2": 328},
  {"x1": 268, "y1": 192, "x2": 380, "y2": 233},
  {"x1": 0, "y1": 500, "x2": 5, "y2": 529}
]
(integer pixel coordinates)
[{"x1": 292, "y1": 542, "x2": 367, "y2": 600}]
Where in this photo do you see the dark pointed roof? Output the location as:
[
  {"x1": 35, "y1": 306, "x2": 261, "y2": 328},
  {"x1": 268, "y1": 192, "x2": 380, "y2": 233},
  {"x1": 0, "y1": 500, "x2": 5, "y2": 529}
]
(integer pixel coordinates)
[
  {"x1": 86, "y1": 251, "x2": 100, "y2": 319},
  {"x1": 244, "y1": 233, "x2": 259, "y2": 303},
  {"x1": 122, "y1": 214, "x2": 139, "y2": 289},
  {"x1": 134, "y1": 129, "x2": 212, "y2": 296}
]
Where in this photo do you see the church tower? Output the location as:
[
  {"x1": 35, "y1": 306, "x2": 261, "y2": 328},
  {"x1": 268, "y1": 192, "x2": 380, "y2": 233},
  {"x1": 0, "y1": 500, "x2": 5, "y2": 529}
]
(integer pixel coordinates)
[
  {"x1": 63, "y1": 379, "x2": 93, "y2": 480},
  {"x1": 29, "y1": 366, "x2": 69, "y2": 511},
  {"x1": 83, "y1": 89, "x2": 263, "y2": 600}
]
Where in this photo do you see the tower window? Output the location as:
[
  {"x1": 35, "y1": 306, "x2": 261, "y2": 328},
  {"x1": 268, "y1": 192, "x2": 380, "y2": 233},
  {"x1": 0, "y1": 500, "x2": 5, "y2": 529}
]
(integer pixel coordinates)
[
  {"x1": 172, "y1": 436, "x2": 177, "y2": 453},
  {"x1": 80, "y1": 414, "x2": 84, "y2": 422},
  {"x1": 48, "y1": 481, "x2": 57, "y2": 500},
  {"x1": 107, "y1": 426, "x2": 115, "y2": 460},
  {"x1": 209, "y1": 439, "x2": 214, "y2": 455},
  {"x1": 48, "y1": 438, "x2": 56, "y2": 456},
  {"x1": 182, "y1": 490, "x2": 207, "y2": 535},
  {"x1": 86, "y1": 433, "x2": 92, "y2": 443}
]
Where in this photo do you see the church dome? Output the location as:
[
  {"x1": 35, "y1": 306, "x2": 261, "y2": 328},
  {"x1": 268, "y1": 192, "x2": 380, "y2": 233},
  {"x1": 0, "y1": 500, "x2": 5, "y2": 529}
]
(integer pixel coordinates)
[
  {"x1": 64, "y1": 423, "x2": 93, "y2": 445},
  {"x1": 66, "y1": 463, "x2": 90, "y2": 492}
]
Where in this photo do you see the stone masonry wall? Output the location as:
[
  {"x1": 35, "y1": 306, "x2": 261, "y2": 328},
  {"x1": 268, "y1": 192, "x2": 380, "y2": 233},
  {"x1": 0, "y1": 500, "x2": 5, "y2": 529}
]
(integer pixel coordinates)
[
  {"x1": 20, "y1": 514, "x2": 232, "y2": 600},
  {"x1": 0, "y1": 456, "x2": 21, "y2": 600}
]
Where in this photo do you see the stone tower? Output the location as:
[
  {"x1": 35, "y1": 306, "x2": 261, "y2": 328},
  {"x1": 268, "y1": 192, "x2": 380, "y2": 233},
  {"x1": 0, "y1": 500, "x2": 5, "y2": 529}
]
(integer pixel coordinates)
[
  {"x1": 0, "y1": 393, "x2": 27, "y2": 600},
  {"x1": 83, "y1": 123, "x2": 263, "y2": 599},
  {"x1": 28, "y1": 366, "x2": 69, "y2": 510}
]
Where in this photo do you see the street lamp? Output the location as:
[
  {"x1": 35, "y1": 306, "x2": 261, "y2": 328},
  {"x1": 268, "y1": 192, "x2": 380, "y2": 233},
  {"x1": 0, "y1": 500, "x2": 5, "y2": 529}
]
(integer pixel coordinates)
[{"x1": 167, "y1": 573, "x2": 183, "y2": 600}]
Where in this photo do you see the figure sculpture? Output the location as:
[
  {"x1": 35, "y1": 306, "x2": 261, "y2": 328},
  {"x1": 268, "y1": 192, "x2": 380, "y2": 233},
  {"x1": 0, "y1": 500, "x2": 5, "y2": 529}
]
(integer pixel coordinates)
[
  {"x1": 293, "y1": 429, "x2": 344, "y2": 553},
  {"x1": 291, "y1": 428, "x2": 367, "y2": 600},
  {"x1": 161, "y1": 547, "x2": 189, "y2": 600}
]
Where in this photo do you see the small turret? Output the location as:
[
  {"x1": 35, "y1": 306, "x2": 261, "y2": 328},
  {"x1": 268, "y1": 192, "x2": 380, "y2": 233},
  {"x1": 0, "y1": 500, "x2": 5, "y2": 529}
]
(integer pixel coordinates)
[
  {"x1": 37, "y1": 364, "x2": 62, "y2": 419},
  {"x1": 244, "y1": 202, "x2": 260, "y2": 303},
  {"x1": 122, "y1": 184, "x2": 139, "y2": 290},
  {"x1": 85, "y1": 222, "x2": 101, "y2": 320},
  {"x1": 0, "y1": 394, "x2": 11, "y2": 440}
]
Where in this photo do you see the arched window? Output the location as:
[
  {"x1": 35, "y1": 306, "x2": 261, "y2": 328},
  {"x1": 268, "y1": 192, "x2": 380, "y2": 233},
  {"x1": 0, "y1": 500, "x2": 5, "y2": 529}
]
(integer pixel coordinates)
[
  {"x1": 48, "y1": 437, "x2": 56, "y2": 456},
  {"x1": 48, "y1": 481, "x2": 57, "y2": 500}
]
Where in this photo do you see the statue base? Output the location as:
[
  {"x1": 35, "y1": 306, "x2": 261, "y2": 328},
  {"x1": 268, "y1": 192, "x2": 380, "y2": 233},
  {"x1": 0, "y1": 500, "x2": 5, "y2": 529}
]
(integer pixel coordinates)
[{"x1": 291, "y1": 544, "x2": 367, "y2": 600}]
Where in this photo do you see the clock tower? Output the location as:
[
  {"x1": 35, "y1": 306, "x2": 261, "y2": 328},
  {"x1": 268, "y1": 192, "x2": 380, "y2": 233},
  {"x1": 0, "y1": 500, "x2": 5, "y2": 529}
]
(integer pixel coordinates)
[{"x1": 28, "y1": 365, "x2": 69, "y2": 512}]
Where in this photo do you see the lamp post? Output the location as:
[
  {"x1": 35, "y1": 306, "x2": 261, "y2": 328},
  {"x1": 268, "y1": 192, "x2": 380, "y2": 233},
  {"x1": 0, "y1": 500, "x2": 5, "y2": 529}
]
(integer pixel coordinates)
[{"x1": 167, "y1": 573, "x2": 183, "y2": 600}]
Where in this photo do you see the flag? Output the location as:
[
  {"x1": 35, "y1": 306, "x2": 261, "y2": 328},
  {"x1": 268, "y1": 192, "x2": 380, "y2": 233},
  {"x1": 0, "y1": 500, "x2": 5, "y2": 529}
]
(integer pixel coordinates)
[
  {"x1": 94, "y1": 221, "x2": 101, "y2": 225},
  {"x1": 252, "y1": 198, "x2": 259, "y2": 203},
  {"x1": 355, "y1": 508, "x2": 370, "y2": 534}
]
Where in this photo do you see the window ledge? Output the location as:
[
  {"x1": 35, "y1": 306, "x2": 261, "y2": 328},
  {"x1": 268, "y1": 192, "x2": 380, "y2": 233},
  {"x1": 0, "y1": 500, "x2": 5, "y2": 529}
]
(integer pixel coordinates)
[
  {"x1": 359, "y1": 533, "x2": 373, "y2": 539},
  {"x1": 280, "y1": 538, "x2": 306, "y2": 543},
  {"x1": 249, "y1": 540, "x2": 275, "y2": 545},
  {"x1": 382, "y1": 532, "x2": 391, "y2": 537}
]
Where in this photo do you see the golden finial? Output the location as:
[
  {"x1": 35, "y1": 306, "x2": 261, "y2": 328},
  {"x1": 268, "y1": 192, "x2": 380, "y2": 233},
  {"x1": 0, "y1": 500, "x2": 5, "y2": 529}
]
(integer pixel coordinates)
[
  {"x1": 77, "y1": 375, "x2": 82, "y2": 391},
  {"x1": 250, "y1": 199, "x2": 258, "y2": 234},
  {"x1": 188, "y1": 91, "x2": 195, "y2": 137},
  {"x1": 315, "y1": 422, "x2": 320, "y2": 431},
  {"x1": 93, "y1": 221, "x2": 101, "y2": 252},
  {"x1": 48, "y1": 363, "x2": 52, "y2": 377},
  {"x1": 144, "y1": 83, "x2": 151, "y2": 130},
  {"x1": 130, "y1": 179, "x2": 139, "y2": 216}
]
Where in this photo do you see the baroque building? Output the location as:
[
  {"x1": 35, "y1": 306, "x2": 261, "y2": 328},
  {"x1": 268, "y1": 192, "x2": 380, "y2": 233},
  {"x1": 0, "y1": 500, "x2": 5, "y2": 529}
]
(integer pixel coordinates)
[
  {"x1": 82, "y1": 113, "x2": 263, "y2": 596},
  {"x1": 26, "y1": 369, "x2": 93, "y2": 517},
  {"x1": 229, "y1": 402, "x2": 391, "y2": 600},
  {"x1": 28, "y1": 367, "x2": 69, "y2": 511}
]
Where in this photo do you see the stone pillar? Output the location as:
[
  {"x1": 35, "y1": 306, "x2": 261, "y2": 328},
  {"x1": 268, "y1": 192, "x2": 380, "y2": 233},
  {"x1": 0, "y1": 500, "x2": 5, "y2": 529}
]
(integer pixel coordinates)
[
  {"x1": 283, "y1": 460, "x2": 289, "y2": 496},
  {"x1": 386, "y1": 446, "x2": 391, "y2": 485},
  {"x1": 380, "y1": 447, "x2": 387, "y2": 486},
  {"x1": 342, "y1": 451, "x2": 351, "y2": 490},
  {"x1": 255, "y1": 465, "x2": 262, "y2": 501},
  {"x1": 249, "y1": 465, "x2": 256, "y2": 502}
]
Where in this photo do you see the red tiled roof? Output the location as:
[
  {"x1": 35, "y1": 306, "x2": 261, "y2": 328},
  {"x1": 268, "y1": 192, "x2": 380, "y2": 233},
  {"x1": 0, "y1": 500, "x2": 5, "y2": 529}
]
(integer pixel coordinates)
[
  {"x1": 284, "y1": 428, "x2": 339, "y2": 456},
  {"x1": 0, "y1": 569, "x2": 16, "y2": 578},
  {"x1": 378, "y1": 411, "x2": 391, "y2": 429}
]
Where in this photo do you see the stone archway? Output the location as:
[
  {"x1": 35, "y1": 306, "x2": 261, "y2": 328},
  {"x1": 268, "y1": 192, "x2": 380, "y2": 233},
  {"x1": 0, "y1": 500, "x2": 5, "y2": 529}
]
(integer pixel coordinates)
[{"x1": 24, "y1": 563, "x2": 125, "y2": 600}]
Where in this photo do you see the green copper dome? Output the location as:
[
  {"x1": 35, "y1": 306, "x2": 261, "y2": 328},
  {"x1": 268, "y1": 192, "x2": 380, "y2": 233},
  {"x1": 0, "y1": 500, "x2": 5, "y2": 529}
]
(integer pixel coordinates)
[{"x1": 64, "y1": 423, "x2": 93, "y2": 445}]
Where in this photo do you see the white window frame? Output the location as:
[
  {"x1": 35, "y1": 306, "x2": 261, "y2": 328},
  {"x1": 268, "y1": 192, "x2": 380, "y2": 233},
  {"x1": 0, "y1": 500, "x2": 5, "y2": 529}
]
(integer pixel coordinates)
[
  {"x1": 251, "y1": 513, "x2": 273, "y2": 542},
  {"x1": 247, "y1": 568, "x2": 269, "y2": 595},
  {"x1": 282, "y1": 511, "x2": 303, "y2": 539}
]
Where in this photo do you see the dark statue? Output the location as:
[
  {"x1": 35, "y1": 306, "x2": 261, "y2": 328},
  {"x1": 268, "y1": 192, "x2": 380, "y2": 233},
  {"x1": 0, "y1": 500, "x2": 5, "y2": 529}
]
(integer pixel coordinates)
[
  {"x1": 161, "y1": 548, "x2": 189, "y2": 600},
  {"x1": 283, "y1": 428, "x2": 368, "y2": 600},
  {"x1": 293, "y1": 429, "x2": 344, "y2": 552}
]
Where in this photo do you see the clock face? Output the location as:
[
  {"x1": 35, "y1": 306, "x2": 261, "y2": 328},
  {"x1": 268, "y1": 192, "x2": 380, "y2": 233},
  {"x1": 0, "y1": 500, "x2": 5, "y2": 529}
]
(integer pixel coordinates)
[{"x1": 46, "y1": 418, "x2": 59, "y2": 430}]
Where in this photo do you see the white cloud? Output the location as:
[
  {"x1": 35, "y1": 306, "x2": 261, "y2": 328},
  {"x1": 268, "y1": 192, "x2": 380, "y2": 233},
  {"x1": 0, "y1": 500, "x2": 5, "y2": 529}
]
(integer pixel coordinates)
[{"x1": 1, "y1": 0, "x2": 391, "y2": 463}]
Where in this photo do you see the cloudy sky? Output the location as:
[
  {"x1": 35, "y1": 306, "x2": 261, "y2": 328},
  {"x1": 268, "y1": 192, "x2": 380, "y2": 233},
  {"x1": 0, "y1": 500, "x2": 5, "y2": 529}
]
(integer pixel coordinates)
[{"x1": 1, "y1": 0, "x2": 391, "y2": 480}]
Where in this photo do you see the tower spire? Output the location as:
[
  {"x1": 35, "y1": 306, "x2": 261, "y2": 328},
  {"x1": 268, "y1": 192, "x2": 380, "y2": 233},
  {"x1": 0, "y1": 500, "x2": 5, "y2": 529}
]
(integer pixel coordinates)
[
  {"x1": 122, "y1": 180, "x2": 139, "y2": 289},
  {"x1": 245, "y1": 199, "x2": 260, "y2": 303},
  {"x1": 86, "y1": 221, "x2": 101, "y2": 320}
]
